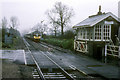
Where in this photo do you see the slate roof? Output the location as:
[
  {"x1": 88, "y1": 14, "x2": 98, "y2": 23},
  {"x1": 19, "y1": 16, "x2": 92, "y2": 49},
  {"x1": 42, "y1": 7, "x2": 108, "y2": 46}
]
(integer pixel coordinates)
[{"x1": 73, "y1": 12, "x2": 120, "y2": 28}]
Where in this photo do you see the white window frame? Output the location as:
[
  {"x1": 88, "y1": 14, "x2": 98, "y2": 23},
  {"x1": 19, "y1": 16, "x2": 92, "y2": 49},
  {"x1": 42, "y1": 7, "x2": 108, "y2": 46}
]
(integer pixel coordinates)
[
  {"x1": 103, "y1": 24, "x2": 111, "y2": 41},
  {"x1": 77, "y1": 28, "x2": 89, "y2": 41},
  {"x1": 95, "y1": 25, "x2": 102, "y2": 41}
]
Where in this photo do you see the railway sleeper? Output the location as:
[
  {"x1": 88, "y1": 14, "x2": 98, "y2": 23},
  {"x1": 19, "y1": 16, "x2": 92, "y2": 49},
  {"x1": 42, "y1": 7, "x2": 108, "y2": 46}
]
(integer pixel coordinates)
[{"x1": 40, "y1": 68, "x2": 70, "y2": 79}]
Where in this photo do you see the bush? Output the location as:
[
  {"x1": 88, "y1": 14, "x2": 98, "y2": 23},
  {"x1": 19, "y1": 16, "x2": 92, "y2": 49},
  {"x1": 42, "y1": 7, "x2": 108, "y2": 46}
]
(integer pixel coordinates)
[
  {"x1": 62, "y1": 39, "x2": 74, "y2": 50},
  {"x1": 0, "y1": 42, "x2": 2, "y2": 48},
  {"x1": 42, "y1": 38, "x2": 74, "y2": 50},
  {"x1": 2, "y1": 43, "x2": 11, "y2": 48},
  {"x1": 42, "y1": 29, "x2": 75, "y2": 50},
  {"x1": 63, "y1": 30, "x2": 75, "y2": 39}
]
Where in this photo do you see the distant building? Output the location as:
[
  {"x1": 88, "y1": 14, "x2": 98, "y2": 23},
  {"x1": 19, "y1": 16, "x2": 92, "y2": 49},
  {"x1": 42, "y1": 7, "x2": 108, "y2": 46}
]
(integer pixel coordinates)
[
  {"x1": 73, "y1": 6, "x2": 120, "y2": 60},
  {"x1": 4, "y1": 27, "x2": 20, "y2": 44},
  {"x1": 118, "y1": 1, "x2": 120, "y2": 18},
  {"x1": 4, "y1": 28, "x2": 13, "y2": 44}
]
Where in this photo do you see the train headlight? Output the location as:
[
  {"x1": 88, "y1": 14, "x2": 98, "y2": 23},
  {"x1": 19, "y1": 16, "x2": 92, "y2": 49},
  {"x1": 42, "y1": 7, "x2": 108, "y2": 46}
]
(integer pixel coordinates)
[{"x1": 34, "y1": 36, "x2": 41, "y2": 39}]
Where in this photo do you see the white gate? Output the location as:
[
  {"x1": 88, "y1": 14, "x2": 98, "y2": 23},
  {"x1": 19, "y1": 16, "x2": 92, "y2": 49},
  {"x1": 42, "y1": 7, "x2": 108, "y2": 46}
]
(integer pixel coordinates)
[{"x1": 105, "y1": 45, "x2": 119, "y2": 58}]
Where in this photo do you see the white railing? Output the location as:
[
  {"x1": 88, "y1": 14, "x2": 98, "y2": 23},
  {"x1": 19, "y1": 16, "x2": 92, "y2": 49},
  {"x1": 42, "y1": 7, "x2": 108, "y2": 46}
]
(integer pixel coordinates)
[
  {"x1": 105, "y1": 37, "x2": 120, "y2": 58},
  {"x1": 74, "y1": 41, "x2": 88, "y2": 53},
  {"x1": 106, "y1": 45, "x2": 119, "y2": 57}
]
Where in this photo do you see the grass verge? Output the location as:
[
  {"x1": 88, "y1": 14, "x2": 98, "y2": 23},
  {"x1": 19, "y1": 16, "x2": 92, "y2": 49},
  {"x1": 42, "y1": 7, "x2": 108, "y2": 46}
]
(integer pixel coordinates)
[
  {"x1": 2, "y1": 37, "x2": 21, "y2": 50},
  {"x1": 42, "y1": 38, "x2": 74, "y2": 51}
]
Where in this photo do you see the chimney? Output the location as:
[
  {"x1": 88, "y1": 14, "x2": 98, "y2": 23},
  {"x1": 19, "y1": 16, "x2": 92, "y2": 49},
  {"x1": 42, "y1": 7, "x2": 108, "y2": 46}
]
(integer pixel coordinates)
[
  {"x1": 118, "y1": 1, "x2": 120, "y2": 18},
  {"x1": 97, "y1": 5, "x2": 102, "y2": 15}
]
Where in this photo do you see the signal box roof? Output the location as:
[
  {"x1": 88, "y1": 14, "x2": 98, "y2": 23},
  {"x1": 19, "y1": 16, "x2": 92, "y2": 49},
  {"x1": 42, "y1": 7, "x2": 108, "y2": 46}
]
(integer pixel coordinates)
[{"x1": 73, "y1": 12, "x2": 120, "y2": 28}]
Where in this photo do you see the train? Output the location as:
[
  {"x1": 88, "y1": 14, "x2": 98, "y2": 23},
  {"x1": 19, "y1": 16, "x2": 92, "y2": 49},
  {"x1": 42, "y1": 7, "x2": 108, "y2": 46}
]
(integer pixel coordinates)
[{"x1": 25, "y1": 30, "x2": 42, "y2": 42}]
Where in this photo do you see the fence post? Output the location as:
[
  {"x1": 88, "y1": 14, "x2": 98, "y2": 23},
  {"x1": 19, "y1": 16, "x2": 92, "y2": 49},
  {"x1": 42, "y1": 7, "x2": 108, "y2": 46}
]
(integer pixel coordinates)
[
  {"x1": 105, "y1": 45, "x2": 107, "y2": 63},
  {"x1": 118, "y1": 42, "x2": 120, "y2": 58},
  {"x1": 73, "y1": 40, "x2": 75, "y2": 50}
]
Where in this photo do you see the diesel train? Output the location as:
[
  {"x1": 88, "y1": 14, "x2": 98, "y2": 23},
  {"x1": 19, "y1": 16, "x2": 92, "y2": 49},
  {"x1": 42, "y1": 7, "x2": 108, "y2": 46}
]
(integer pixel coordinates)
[{"x1": 25, "y1": 30, "x2": 42, "y2": 42}]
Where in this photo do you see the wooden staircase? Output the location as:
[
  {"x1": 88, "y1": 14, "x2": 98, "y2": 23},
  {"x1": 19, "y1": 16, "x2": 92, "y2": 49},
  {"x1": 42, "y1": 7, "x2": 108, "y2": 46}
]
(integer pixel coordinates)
[{"x1": 106, "y1": 38, "x2": 119, "y2": 57}]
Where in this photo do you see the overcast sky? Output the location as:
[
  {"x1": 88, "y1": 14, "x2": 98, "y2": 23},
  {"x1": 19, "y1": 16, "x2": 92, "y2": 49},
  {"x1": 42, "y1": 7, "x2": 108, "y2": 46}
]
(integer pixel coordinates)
[{"x1": 0, "y1": 0, "x2": 120, "y2": 34}]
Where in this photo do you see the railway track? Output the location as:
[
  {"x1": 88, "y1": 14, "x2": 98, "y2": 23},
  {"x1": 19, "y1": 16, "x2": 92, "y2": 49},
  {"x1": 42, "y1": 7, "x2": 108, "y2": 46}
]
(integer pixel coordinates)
[
  {"x1": 38, "y1": 41, "x2": 106, "y2": 80},
  {"x1": 24, "y1": 38, "x2": 75, "y2": 80},
  {"x1": 23, "y1": 38, "x2": 106, "y2": 80}
]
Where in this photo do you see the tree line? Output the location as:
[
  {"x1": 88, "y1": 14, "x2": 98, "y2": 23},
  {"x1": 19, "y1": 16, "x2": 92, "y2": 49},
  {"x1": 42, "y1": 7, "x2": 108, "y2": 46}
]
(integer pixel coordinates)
[
  {"x1": 33, "y1": 2, "x2": 74, "y2": 37},
  {"x1": 1, "y1": 16, "x2": 19, "y2": 43},
  {"x1": 2, "y1": 16, "x2": 19, "y2": 29},
  {"x1": 1, "y1": 2, "x2": 74, "y2": 38}
]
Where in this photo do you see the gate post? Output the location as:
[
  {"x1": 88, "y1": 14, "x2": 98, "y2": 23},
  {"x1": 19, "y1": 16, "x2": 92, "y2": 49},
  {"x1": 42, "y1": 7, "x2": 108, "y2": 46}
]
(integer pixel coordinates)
[
  {"x1": 74, "y1": 40, "x2": 75, "y2": 50},
  {"x1": 105, "y1": 45, "x2": 107, "y2": 56},
  {"x1": 118, "y1": 42, "x2": 120, "y2": 58},
  {"x1": 105, "y1": 45, "x2": 107, "y2": 63}
]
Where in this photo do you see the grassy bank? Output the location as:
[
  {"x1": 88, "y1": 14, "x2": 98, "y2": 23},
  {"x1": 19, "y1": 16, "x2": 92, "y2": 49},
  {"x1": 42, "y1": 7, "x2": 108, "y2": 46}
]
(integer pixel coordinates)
[
  {"x1": 2, "y1": 36, "x2": 24, "y2": 50},
  {"x1": 2, "y1": 37, "x2": 18, "y2": 49},
  {"x1": 42, "y1": 38, "x2": 74, "y2": 51}
]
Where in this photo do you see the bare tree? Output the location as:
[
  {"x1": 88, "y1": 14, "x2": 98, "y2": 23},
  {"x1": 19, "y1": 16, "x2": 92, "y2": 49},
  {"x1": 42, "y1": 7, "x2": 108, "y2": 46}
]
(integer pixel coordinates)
[
  {"x1": 35, "y1": 21, "x2": 47, "y2": 35},
  {"x1": 49, "y1": 22, "x2": 59, "y2": 37},
  {"x1": 46, "y1": 2, "x2": 74, "y2": 36},
  {"x1": 2, "y1": 17, "x2": 7, "y2": 29},
  {"x1": 1, "y1": 17, "x2": 8, "y2": 42},
  {"x1": 53, "y1": 24, "x2": 59, "y2": 37},
  {"x1": 10, "y1": 16, "x2": 19, "y2": 29}
]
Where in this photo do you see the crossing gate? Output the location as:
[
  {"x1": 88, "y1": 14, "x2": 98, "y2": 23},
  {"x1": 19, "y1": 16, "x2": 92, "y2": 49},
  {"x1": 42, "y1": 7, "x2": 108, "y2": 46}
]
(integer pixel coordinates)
[{"x1": 105, "y1": 45, "x2": 120, "y2": 58}]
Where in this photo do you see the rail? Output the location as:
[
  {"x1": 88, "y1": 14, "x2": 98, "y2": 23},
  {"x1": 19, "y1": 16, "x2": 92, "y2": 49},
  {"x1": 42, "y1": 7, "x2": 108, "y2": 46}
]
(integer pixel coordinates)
[
  {"x1": 41, "y1": 51, "x2": 75, "y2": 80},
  {"x1": 25, "y1": 38, "x2": 107, "y2": 79},
  {"x1": 24, "y1": 38, "x2": 74, "y2": 80},
  {"x1": 40, "y1": 41, "x2": 107, "y2": 79},
  {"x1": 23, "y1": 38, "x2": 45, "y2": 80}
]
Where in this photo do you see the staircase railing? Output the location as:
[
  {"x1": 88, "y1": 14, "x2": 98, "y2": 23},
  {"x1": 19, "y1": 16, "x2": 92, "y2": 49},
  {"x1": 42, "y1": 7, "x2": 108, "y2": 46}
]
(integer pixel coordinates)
[{"x1": 106, "y1": 39, "x2": 119, "y2": 57}]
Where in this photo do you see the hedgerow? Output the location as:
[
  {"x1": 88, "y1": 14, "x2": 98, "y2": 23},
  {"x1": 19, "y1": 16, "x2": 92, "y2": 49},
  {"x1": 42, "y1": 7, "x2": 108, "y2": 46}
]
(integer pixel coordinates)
[{"x1": 42, "y1": 38, "x2": 74, "y2": 50}]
